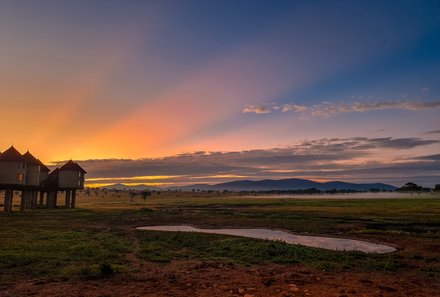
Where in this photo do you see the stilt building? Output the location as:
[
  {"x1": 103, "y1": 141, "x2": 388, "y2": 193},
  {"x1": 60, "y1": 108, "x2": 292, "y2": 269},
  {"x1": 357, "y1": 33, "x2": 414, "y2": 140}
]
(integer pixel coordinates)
[{"x1": 0, "y1": 146, "x2": 86, "y2": 212}]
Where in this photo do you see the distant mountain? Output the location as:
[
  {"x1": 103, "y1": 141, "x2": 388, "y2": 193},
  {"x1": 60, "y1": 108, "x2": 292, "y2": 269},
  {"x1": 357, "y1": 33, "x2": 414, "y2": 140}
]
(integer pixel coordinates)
[
  {"x1": 100, "y1": 183, "x2": 157, "y2": 191},
  {"x1": 180, "y1": 178, "x2": 397, "y2": 191},
  {"x1": 99, "y1": 178, "x2": 397, "y2": 192}
]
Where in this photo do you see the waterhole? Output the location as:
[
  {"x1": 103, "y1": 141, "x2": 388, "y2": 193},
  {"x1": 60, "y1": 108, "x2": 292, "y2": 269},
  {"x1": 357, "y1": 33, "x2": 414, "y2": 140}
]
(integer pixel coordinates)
[{"x1": 137, "y1": 225, "x2": 396, "y2": 253}]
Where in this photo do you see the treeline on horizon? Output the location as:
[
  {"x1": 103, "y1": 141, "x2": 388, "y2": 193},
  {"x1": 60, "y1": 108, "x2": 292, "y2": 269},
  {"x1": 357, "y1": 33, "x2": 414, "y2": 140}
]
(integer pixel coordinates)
[{"x1": 84, "y1": 182, "x2": 440, "y2": 196}]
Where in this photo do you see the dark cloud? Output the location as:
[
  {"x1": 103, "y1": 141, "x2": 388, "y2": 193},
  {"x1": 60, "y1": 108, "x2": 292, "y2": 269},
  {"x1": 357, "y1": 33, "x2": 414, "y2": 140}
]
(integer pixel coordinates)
[
  {"x1": 411, "y1": 154, "x2": 440, "y2": 161},
  {"x1": 294, "y1": 137, "x2": 438, "y2": 151},
  {"x1": 55, "y1": 137, "x2": 439, "y2": 187},
  {"x1": 366, "y1": 137, "x2": 439, "y2": 149},
  {"x1": 243, "y1": 100, "x2": 440, "y2": 116},
  {"x1": 423, "y1": 129, "x2": 440, "y2": 135}
]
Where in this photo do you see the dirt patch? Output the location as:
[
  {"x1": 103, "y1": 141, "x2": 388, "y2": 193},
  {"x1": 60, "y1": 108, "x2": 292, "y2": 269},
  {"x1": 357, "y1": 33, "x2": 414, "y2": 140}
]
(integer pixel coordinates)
[{"x1": 1, "y1": 260, "x2": 437, "y2": 297}]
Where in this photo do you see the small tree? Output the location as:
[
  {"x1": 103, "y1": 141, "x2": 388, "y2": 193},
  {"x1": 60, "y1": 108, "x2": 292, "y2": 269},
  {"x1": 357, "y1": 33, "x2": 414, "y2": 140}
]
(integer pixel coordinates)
[
  {"x1": 129, "y1": 191, "x2": 137, "y2": 202},
  {"x1": 141, "y1": 190, "x2": 151, "y2": 201},
  {"x1": 434, "y1": 184, "x2": 440, "y2": 192},
  {"x1": 398, "y1": 182, "x2": 423, "y2": 193}
]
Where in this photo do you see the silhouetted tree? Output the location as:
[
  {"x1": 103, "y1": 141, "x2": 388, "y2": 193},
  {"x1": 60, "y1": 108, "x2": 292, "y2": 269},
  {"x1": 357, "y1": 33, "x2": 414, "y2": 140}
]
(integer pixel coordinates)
[
  {"x1": 368, "y1": 188, "x2": 380, "y2": 193},
  {"x1": 434, "y1": 184, "x2": 440, "y2": 192},
  {"x1": 129, "y1": 191, "x2": 137, "y2": 202},
  {"x1": 141, "y1": 190, "x2": 151, "y2": 201},
  {"x1": 398, "y1": 182, "x2": 423, "y2": 192}
]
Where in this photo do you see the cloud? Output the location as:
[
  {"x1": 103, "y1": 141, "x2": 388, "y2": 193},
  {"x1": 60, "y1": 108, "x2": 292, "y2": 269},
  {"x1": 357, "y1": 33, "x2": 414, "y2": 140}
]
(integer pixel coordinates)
[
  {"x1": 243, "y1": 100, "x2": 440, "y2": 116},
  {"x1": 410, "y1": 154, "x2": 440, "y2": 161},
  {"x1": 350, "y1": 100, "x2": 440, "y2": 111},
  {"x1": 365, "y1": 137, "x2": 439, "y2": 149},
  {"x1": 280, "y1": 104, "x2": 308, "y2": 112},
  {"x1": 292, "y1": 137, "x2": 438, "y2": 152},
  {"x1": 53, "y1": 136, "x2": 439, "y2": 187},
  {"x1": 242, "y1": 104, "x2": 272, "y2": 114},
  {"x1": 423, "y1": 129, "x2": 440, "y2": 135}
]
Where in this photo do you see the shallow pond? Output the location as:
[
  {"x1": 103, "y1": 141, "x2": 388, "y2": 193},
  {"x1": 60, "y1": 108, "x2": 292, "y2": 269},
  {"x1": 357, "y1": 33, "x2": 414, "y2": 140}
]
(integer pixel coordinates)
[{"x1": 137, "y1": 225, "x2": 396, "y2": 253}]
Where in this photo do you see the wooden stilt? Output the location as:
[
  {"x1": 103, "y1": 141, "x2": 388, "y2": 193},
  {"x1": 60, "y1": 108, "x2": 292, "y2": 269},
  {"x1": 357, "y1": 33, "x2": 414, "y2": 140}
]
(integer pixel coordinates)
[
  {"x1": 4, "y1": 189, "x2": 13, "y2": 212},
  {"x1": 20, "y1": 191, "x2": 26, "y2": 211},
  {"x1": 71, "y1": 190, "x2": 76, "y2": 209},
  {"x1": 53, "y1": 191, "x2": 58, "y2": 208},
  {"x1": 46, "y1": 192, "x2": 51, "y2": 208},
  {"x1": 26, "y1": 191, "x2": 32, "y2": 209},
  {"x1": 26, "y1": 191, "x2": 31, "y2": 209},
  {"x1": 31, "y1": 191, "x2": 37, "y2": 209},
  {"x1": 65, "y1": 190, "x2": 71, "y2": 209},
  {"x1": 47, "y1": 192, "x2": 55, "y2": 209},
  {"x1": 39, "y1": 192, "x2": 44, "y2": 208}
]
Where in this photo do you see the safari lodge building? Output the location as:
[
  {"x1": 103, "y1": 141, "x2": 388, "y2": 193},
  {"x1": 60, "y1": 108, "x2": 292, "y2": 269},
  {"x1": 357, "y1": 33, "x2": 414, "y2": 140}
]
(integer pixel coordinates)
[{"x1": 0, "y1": 146, "x2": 86, "y2": 212}]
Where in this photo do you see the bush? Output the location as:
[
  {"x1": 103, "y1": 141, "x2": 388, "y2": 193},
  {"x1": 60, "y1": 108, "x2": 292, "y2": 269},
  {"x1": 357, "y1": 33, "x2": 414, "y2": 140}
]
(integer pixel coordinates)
[{"x1": 99, "y1": 262, "x2": 114, "y2": 277}]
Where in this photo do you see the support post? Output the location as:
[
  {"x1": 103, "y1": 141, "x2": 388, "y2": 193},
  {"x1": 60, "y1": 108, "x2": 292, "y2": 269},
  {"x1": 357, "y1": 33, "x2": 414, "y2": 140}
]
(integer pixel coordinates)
[
  {"x1": 65, "y1": 190, "x2": 71, "y2": 209},
  {"x1": 4, "y1": 189, "x2": 13, "y2": 212},
  {"x1": 20, "y1": 191, "x2": 26, "y2": 211},
  {"x1": 27, "y1": 191, "x2": 31, "y2": 209},
  {"x1": 25, "y1": 191, "x2": 31, "y2": 209},
  {"x1": 47, "y1": 192, "x2": 55, "y2": 209},
  {"x1": 31, "y1": 191, "x2": 37, "y2": 210},
  {"x1": 53, "y1": 191, "x2": 58, "y2": 208},
  {"x1": 71, "y1": 190, "x2": 76, "y2": 209},
  {"x1": 39, "y1": 191, "x2": 45, "y2": 208},
  {"x1": 46, "y1": 192, "x2": 51, "y2": 208}
]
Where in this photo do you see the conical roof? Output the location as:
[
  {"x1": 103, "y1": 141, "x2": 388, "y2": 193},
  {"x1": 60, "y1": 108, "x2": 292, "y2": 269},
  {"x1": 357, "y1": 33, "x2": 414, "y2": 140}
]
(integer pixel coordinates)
[
  {"x1": 48, "y1": 167, "x2": 59, "y2": 177},
  {"x1": 0, "y1": 146, "x2": 25, "y2": 162},
  {"x1": 37, "y1": 159, "x2": 51, "y2": 172},
  {"x1": 59, "y1": 160, "x2": 87, "y2": 173},
  {"x1": 22, "y1": 151, "x2": 40, "y2": 165}
]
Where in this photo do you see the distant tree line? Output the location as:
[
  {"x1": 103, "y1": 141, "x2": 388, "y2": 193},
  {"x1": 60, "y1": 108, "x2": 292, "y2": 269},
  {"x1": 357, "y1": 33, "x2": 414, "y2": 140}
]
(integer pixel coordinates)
[
  {"x1": 232, "y1": 188, "x2": 392, "y2": 195},
  {"x1": 81, "y1": 182, "x2": 440, "y2": 196}
]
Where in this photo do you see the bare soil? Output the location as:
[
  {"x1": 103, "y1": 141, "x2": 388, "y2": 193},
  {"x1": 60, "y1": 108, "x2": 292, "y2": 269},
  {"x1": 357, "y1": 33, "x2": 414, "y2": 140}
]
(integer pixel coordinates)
[{"x1": 1, "y1": 260, "x2": 437, "y2": 297}]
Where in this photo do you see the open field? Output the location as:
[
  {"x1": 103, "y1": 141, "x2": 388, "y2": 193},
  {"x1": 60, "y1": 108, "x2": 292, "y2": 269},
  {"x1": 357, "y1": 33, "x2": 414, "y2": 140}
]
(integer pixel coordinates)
[{"x1": 1, "y1": 190, "x2": 439, "y2": 296}]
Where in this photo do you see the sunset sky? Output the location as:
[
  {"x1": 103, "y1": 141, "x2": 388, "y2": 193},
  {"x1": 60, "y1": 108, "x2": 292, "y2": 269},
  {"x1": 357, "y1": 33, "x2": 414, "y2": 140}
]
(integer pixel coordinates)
[{"x1": 1, "y1": 0, "x2": 439, "y2": 187}]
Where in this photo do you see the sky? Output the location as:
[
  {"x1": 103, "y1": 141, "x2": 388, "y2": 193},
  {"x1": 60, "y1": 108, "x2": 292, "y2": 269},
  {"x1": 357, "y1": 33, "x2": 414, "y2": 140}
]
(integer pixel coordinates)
[{"x1": 1, "y1": 0, "x2": 439, "y2": 187}]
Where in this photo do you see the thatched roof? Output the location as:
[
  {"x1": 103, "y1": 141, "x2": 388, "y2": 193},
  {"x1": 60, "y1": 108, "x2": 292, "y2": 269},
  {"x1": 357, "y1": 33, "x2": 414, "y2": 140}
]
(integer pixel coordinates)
[
  {"x1": 59, "y1": 160, "x2": 87, "y2": 174},
  {"x1": 22, "y1": 151, "x2": 40, "y2": 165},
  {"x1": 37, "y1": 159, "x2": 51, "y2": 172},
  {"x1": 0, "y1": 146, "x2": 26, "y2": 162}
]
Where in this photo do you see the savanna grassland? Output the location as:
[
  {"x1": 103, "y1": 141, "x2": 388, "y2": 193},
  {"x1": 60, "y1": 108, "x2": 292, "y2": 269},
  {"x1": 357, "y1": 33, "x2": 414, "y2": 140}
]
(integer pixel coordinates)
[{"x1": 0, "y1": 190, "x2": 439, "y2": 296}]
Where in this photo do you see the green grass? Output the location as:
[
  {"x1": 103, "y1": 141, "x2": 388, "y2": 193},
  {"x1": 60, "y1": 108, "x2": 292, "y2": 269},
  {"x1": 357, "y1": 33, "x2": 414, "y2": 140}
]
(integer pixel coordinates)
[
  {"x1": 0, "y1": 193, "x2": 439, "y2": 282},
  {"x1": 136, "y1": 230, "x2": 401, "y2": 272},
  {"x1": 0, "y1": 210, "x2": 132, "y2": 280}
]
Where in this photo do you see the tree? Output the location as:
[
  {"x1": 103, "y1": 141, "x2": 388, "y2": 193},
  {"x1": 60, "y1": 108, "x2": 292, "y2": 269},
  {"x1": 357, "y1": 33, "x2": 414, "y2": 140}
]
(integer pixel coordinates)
[
  {"x1": 434, "y1": 184, "x2": 440, "y2": 192},
  {"x1": 141, "y1": 190, "x2": 151, "y2": 201},
  {"x1": 398, "y1": 182, "x2": 423, "y2": 192},
  {"x1": 129, "y1": 191, "x2": 137, "y2": 202}
]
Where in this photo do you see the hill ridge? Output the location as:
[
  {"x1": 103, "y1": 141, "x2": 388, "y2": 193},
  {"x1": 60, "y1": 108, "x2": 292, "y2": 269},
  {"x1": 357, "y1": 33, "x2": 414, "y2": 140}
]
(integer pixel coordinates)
[{"x1": 100, "y1": 178, "x2": 397, "y2": 191}]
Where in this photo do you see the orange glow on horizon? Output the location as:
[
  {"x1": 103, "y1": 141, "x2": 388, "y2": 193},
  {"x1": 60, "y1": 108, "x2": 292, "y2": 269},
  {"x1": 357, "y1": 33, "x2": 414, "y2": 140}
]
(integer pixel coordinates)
[
  {"x1": 86, "y1": 175, "x2": 184, "y2": 182},
  {"x1": 85, "y1": 182, "x2": 173, "y2": 188},
  {"x1": 189, "y1": 174, "x2": 248, "y2": 179}
]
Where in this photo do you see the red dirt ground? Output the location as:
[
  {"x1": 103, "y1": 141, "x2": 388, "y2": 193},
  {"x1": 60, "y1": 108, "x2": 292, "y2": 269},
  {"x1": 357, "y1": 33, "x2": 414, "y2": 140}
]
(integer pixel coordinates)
[{"x1": 1, "y1": 260, "x2": 437, "y2": 297}]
